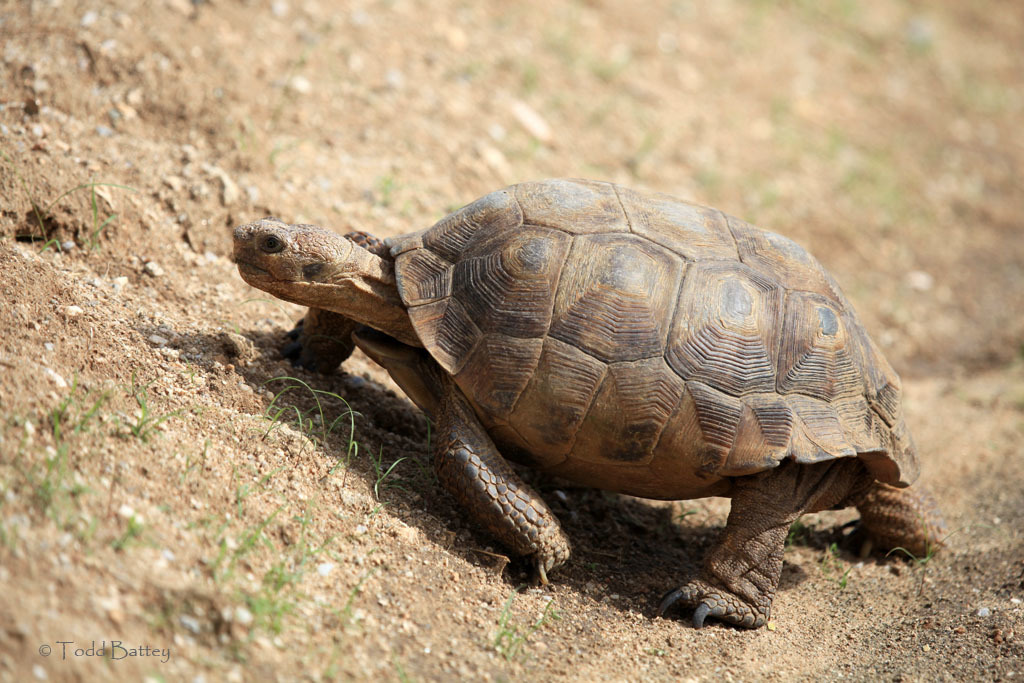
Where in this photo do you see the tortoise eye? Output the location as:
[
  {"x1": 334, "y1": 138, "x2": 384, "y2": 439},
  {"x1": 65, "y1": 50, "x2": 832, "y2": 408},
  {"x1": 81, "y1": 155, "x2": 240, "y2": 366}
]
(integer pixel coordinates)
[{"x1": 260, "y1": 234, "x2": 284, "y2": 253}]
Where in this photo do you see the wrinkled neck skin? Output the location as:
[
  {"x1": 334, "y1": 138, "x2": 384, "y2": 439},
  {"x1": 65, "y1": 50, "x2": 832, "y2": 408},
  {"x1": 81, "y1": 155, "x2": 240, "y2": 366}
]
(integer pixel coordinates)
[{"x1": 306, "y1": 244, "x2": 420, "y2": 347}]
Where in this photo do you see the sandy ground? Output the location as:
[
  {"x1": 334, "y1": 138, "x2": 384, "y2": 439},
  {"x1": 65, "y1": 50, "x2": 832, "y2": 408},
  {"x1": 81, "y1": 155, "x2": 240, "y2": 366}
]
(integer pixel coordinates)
[{"x1": 1, "y1": 1, "x2": 1022, "y2": 681}]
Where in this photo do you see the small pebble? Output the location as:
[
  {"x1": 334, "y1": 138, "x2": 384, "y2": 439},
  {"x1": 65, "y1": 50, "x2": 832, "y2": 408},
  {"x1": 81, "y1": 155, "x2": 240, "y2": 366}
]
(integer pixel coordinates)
[
  {"x1": 149, "y1": 334, "x2": 168, "y2": 347},
  {"x1": 143, "y1": 261, "x2": 165, "y2": 277},
  {"x1": 355, "y1": 524, "x2": 368, "y2": 535},
  {"x1": 317, "y1": 562, "x2": 335, "y2": 577},
  {"x1": 33, "y1": 664, "x2": 47, "y2": 680},
  {"x1": 43, "y1": 342, "x2": 55, "y2": 351},
  {"x1": 95, "y1": 125, "x2": 114, "y2": 138},
  {"x1": 64, "y1": 305, "x2": 84, "y2": 317},
  {"x1": 342, "y1": 375, "x2": 367, "y2": 390},
  {"x1": 42, "y1": 367, "x2": 67, "y2": 388},
  {"x1": 179, "y1": 614, "x2": 201, "y2": 634},
  {"x1": 289, "y1": 75, "x2": 312, "y2": 94},
  {"x1": 81, "y1": 10, "x2": 98, "y2": 27},
  {"x1": 977, "y1": 607, "x2": 991, "y2": 617},
  {"x1": 385, "y1": 68, "x2": 405, "y2": 89},
  {"x1": 510, "y1": 100, "x2": 553, "y2": 144},
  {"x1": 905, "y1": 270, "x2": 934, "y2": 292},
  {"x1": 234, "y1": 607, "x2": 253, "y2": 625},
  {"x1": 60, "y1": 241, "x2": 76, "y2": 252},
  {"x1": 1011, "y1": 598, "x2": 1022, "y2": 605}
]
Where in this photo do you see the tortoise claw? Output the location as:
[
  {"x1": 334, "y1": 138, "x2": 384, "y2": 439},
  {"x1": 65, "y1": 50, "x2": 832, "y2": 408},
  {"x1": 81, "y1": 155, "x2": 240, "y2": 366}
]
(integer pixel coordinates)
[
  {"x1": 693, "y1": 603, "x2": 712, "y2": 629},
  {"x1": 657, "y1": 579, "x2": 765, "y2": 629},
  {"x1": 657, "y1": 587, "x2": 685, "y2": 617}
]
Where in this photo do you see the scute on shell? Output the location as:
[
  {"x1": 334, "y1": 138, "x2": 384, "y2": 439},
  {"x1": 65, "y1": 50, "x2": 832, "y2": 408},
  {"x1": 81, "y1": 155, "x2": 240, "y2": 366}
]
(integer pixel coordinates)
[{"x1": 391, "y1": 179, "x2": 917, "y2": 495}]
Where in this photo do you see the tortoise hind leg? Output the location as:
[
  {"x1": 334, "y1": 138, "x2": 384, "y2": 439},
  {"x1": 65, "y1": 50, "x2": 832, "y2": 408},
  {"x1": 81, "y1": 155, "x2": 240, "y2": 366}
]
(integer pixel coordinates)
[
  {"x1": 855, "y1": 483, "x2": 946, "y2": 558},
  {"x1": 660, "y1": 459, "x2": 869, "y2": 629},
  {"x1": 434, "y1": 379, "x2": 571, "y2": 582}
]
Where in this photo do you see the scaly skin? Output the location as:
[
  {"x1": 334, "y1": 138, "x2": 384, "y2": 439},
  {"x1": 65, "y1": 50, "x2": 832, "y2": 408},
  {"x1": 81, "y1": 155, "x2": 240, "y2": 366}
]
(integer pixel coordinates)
[
  {"x1": 856, "y1": 483, "x2": 947, "y2": 558},
  {"x1": 660, "y1": 459, "x2": 874, "y2": 628},
  {"x1": 283, "y1": 308, "x2": 359, "y2": 373},
  {"x1": 434, "y1": 379, "x2": 571, "y2": 582}
]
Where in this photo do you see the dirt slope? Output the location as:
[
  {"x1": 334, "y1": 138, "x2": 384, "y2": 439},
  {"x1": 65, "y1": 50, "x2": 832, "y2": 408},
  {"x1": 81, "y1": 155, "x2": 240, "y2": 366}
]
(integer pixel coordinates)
[{"x1": 1, "y1": 1, "x2": 1022, "y2": 681}]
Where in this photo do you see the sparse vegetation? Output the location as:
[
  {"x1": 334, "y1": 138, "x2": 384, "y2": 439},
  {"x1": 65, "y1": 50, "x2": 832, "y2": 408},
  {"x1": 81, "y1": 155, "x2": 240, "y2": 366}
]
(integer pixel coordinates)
[
  {"x1": 493, "y1": 591, "x2": 561, "y2": 661},
  {"x1": 820, "y1": 542, "x2": 853, "y2": 589}
]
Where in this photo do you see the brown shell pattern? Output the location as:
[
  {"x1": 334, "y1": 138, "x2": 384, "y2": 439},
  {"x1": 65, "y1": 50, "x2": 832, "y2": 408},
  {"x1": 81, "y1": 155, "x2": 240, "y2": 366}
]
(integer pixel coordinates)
[{"x1": 392, "y1": 179, "x2": 917, "y2": 498}]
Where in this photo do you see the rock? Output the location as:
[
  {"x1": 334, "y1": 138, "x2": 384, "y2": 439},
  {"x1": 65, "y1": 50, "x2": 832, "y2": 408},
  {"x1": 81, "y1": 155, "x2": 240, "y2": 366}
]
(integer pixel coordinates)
[
  {"x1": 977, "y1": 607, "x2": 991, "y2": 617},
  {"x1": 42, "y1": 367, "x2": 67, "y2": 388},
  {"x1": 510, "y1": 100, "x2": 553, "y2": 144},
  {"x1": 143, "y1": 261, "x2": 164, "y2": 277},
  {"x1": 905, "y1": 270, "x2": 934, "y2": 292},
  {"x1": 64, "y1": 305, "x2": 84, "y2": 317},
  {"x1": 220, "y1": 332, "x2": 255, "y2": 362},
  {"x1": 289, "y1": 75, "x2": 312, "y2": 94},
  {"x1": 317, "y1": 561, "x2": 335, "y2": 577},
  {"x1": 179, "y1": 614, "x2": 201, "y2": 634},
  {"x1": 148, "y1": 334, "x2": 168, "y2": 347},
  {"x1": 234, "y1": 606, "x2": 253, "y2": 625},
  {"x1": 203, "y1": 163, "x2": 240, "y2": 206}
]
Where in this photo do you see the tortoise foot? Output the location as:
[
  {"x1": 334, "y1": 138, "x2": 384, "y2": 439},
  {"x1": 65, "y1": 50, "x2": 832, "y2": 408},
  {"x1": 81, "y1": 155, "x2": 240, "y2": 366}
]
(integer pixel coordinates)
[
  {"x1": 658, "y1": 578, "x2": 766, "y2": 629},
  {"x1": 281, "y1": 319, "x2": 322, "y2": 372},
  {"x1": 280, "y1": 311, "x2": 357, "y2": 374},
  {"x1": 531, "y1": 525, "x2": 572, "y2": 585}
]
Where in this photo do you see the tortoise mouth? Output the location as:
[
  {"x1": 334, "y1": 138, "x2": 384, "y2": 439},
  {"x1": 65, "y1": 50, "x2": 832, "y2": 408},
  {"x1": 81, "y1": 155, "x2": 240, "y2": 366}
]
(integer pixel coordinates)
[
  {"x1": 235, "y1": 260, "x2": 269, "y2": 277},
  {"x1": 235, "y1": 260, "x2": 280, "y2": 285}
]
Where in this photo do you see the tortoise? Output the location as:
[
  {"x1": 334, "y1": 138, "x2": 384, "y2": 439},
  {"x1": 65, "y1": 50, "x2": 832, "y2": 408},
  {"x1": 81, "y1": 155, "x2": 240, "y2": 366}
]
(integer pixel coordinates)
[{"x1": 233, "y1": 178, "x2": 945, "y2": 629}]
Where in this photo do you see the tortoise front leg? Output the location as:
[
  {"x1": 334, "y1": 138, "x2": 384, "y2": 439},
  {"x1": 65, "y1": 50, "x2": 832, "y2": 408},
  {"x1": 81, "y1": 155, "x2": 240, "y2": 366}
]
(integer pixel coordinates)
[
  {"x1": 660, "y1": 459, "x2": 869, "y2": 628},
  {"x1": 282, "y1": 308, "x2": 358, "y2": 373},
  {"x1": 434, "y1": 380, "x2": 571, "y2": 583}
]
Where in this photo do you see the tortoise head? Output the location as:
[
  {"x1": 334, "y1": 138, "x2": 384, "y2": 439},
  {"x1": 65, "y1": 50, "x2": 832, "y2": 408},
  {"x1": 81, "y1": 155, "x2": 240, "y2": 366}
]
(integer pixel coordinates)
[
  {"x1": 233, "y1": 217, "x2": 421, "y2": 346},
  {"x1": 233, "y1": 217, "x2": 361, "y2": 305}
]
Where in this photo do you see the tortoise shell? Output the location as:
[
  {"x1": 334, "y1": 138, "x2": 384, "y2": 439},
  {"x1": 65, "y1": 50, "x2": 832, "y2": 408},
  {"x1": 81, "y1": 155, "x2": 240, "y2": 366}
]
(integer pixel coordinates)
[{"x1": 390, "y1": 179, "x2": 917, "y2": 500}]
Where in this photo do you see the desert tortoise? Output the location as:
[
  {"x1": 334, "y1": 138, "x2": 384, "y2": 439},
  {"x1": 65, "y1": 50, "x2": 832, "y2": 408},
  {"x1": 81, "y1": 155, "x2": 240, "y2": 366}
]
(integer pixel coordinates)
[{"x1": 233, "y1": 178, "x2": 944, "y2": 628}]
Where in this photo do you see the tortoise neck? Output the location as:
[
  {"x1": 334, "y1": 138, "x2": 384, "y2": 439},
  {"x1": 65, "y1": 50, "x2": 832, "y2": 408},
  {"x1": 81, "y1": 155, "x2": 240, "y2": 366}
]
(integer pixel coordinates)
[{"x1": 327, "y1": 243, "x2": 420, "y2": 346}]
